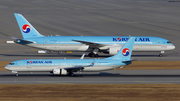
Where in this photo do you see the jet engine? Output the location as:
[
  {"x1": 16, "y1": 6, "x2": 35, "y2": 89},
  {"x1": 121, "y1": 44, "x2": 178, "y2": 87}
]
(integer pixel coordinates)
[
  {"x1": 104, "y1": 46, "x2": 122, "y2": 55},
  {"x1": 52, "y1": 68, "x2": 67, "y2": 75}
]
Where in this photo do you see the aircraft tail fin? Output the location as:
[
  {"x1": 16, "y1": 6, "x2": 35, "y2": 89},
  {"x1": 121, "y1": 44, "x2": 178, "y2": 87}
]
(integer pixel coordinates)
[
  {"x1": 106, "y1": 37, "x2": 135, "y2": 60},
  {"x1": 14, "y1": 13, "x2": 43, "y2": 39}
]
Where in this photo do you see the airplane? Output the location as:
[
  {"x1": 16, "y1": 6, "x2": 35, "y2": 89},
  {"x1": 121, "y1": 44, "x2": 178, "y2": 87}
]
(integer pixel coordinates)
[
  {"x1": 7, "y1": 13, "x2": 175, "y2": 57},
  {"x1": 4, "y1": 37, "x2": 136, "y2": 76}
]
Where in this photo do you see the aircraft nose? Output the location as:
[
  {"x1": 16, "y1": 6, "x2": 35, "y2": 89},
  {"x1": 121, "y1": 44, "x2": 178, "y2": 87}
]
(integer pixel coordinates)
[
  {"x1": 4, "y1": 66, "x2": 10, "y2": 70},
  {"x1": 172, "y1": 45, "x2": 175, "y2": 50}
]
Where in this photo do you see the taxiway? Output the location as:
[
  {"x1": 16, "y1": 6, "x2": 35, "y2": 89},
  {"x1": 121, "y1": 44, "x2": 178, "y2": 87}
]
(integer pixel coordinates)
[
  {"x1": 0, "y1": 0, "x2": 179, "y2": 61},
  {"x1": 0, "y1": 69, "x2": 180, "y2": 84}
]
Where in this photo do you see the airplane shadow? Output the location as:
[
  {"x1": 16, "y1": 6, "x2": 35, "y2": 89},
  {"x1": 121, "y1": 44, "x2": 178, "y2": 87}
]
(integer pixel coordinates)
[{"x1": 1, "y1": 72, "x2": 180, "y2": 77}]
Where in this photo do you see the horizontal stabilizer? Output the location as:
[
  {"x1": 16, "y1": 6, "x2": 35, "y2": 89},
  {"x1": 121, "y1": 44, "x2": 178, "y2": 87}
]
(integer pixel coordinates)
[
  {"x1": 11, "y1": 37, "x2": 34, "y2": 44},
  {"x1": 122, "y1": 58, "x2": 137, "y2": 63}
]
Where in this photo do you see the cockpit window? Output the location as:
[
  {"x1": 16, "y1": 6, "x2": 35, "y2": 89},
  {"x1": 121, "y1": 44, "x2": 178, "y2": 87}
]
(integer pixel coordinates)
[
  {"x1": 167, "y1": 41, "x2": 171, "y2": 43},
  {"x1": 9, "y1": 63, "x2": 14, "y2": 65}
]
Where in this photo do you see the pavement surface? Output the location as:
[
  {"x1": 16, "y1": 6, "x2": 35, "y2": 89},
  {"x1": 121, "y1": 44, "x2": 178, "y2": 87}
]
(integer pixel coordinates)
[
  {"x1": 0, "y1": 0, "x2": 180, "y2": 61},
  {"x1": 1, "y1": 69, "x2": 180, "y2": 84},
  {"x1": 0, "y1": 0, "x2": 180, "y2": 84}
]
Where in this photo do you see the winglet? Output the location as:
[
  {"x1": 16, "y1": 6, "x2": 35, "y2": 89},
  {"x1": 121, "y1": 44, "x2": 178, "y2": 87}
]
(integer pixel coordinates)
[
  {"x1": 89, "y1": 58, "x2": 96, "y2": 66},
  {"x1": 80, "y1": 53, "x2": 85, "y2": 59}
]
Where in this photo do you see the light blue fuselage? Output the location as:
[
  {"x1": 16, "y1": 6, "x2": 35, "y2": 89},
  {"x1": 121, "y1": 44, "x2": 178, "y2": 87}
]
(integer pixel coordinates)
[
  {"x1": 18, "y1": 36, "x2": 175, "y2": 52},
  {"x1": 4, "y1": 59, "x2": 130, "y2": 72}
]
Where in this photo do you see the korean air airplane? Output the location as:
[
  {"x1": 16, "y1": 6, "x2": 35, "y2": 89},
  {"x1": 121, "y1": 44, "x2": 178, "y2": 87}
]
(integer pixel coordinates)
[
  {"x1": 9, "y1": 13, "x2": 175, "y2": 57},
  {"x1": 5, "y1": 37, "x2": 135, "y2": 76}
]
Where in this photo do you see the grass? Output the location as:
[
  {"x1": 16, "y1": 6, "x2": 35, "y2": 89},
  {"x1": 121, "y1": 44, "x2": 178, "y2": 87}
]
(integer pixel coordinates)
[{"x1": 0, "y1": 84, "x2": 180, "y2": 101}]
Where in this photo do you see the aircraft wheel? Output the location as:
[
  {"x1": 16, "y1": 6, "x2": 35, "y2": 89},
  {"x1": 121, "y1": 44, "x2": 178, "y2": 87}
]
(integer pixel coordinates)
[
  {"x1": 88, "y1": 53, "x2": 96, "y2": 57},
  {"x1": 88, "y1": 53, "x2": 92, "y2": 57},
  {"x1": 16, "y1": 73, "x2": 18, "y2": 77},
  {"x1": 159, "y1": 54, "x2": 163, "y2": 57},
  {"x1": 88, "y1": 53, "x2": 98, "y2": 57},
  {"x1": 71, "y1": 73, "x2": 74, "y2": 77},
  {"x1": 91, "y1": 54, "x2": 95, "y2": 57},
  {"x1": 95, "y1": 54, "x2": 99, "y2": 57},
  {"x1": 69, "y1": 72, "x2": 74, "y2": 77}
]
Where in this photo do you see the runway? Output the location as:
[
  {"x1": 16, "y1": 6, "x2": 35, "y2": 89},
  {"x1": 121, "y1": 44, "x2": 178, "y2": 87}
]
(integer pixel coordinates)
[
  {"x1": 0, "y1": 0, "x2": 180, "y2": 61},
  {"x1": 1, "y1": 69, "x2": 180, "y2": 84},
  {"x1": 0, "y1": 0, "x2": 180, "y2": 85}
]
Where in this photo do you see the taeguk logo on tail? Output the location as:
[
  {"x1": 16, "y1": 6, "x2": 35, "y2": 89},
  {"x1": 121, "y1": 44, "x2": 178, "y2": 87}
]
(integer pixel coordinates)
[
  {"x1": 122, "y1": 48, "x2": 130, "y2": 56},
  {"x1": 22, "y1": 24, "x2": 31, "y2": 33}
]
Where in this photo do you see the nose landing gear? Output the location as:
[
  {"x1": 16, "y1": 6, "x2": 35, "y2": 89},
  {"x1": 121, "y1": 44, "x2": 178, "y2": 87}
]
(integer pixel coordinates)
[{"x1": 159, "y1": 51, "x2": 164, "y2": 57}]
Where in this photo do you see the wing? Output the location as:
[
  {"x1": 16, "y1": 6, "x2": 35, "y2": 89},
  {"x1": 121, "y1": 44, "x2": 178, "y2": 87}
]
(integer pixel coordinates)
[
  {"x1": 72, "y1": 39, "x2": 106, "y2": 48},
  {"x1": 64, "y1": 59, "x2": 96, "y2": 71}
]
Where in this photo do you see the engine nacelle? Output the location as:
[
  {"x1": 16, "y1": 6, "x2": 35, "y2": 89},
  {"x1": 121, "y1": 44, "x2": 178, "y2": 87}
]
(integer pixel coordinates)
[
  {"x1": 53, "y1": 68, "x2": 67, "y2": 75},
  {"x1": 108, "y1": 46, "x2": 122, "y2": 55}
]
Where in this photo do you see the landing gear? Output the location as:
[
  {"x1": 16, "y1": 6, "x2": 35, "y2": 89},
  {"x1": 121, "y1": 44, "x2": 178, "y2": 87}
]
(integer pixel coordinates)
[
  {"x1": 95, "y1": 54, "x2": 99, "y2": 57},
  {"x1": 159, "y1": 51, "x2": 165, "y2": 57},
  {"x1": 159, "y1": 54, "x2": 163, "y2": 57},
  {"x1": 88, "y1": 53, "x2": 99, "y2": 57},
  {"x1": 12, "y1": 71, "x2": 18, "y2": 77},
  {"x1": 88, "y1": 48, "x2": 99, "y2": 57},
  {"x1": 69, "y1": 72, "x2": 74, "y2": 77}
]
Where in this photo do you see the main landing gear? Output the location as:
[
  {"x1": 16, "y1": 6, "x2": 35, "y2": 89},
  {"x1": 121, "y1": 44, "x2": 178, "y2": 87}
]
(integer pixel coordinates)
[
  {"x1": 88, "y1": 48, "x2": 99, "y2": 57},
  {"x1": 159, "y1": 51, "x2": 164, "y2": 57},
  {"x1": 88, "y1": 53, "x2": 99, "y2": 57},
  {"x1": 159, "y1": 54, "x2": 163, "y2": 57},
  {"x1": 69, "y1": 72, "x2": 74, "y2": 77}
]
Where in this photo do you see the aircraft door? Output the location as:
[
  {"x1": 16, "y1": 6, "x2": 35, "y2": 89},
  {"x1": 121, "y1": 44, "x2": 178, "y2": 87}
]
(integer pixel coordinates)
[
  {"x1": 45, "y1": 39, "x2": 49, "y2": 44},
  {"x1": 112, "y1": 61, "x2": 115, "y2": 66},
  {"x1": 44, "y1": 39, "x2": 49, "y2": 49},
  {"x1": 18, "y1": 61, "x2": 24, "y2": 69},
  {"x1": 19, "y1": 61, "x2": 22, "y2": 66},
  {"x1": 158, "y1": 40, "x2": 162, "y2": 44}
]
